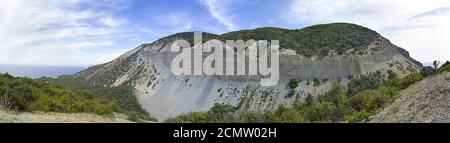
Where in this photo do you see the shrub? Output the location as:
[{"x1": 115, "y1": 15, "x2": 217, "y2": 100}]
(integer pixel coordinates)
[
  {"x1": 236, "y1": 112, "x2": 266, "y2": 123},
  {"x1": 398, "y1": 73, "x2": 423, "y2": 89},
  {"x1": 313, "y1": 78, "x2": 321, "y2": 87},
  {"x1": 165, "y1": 112, "x2": 210, "y2": 123},
  {"x1": 348, "y1": 86, "x2": 398, "y2": 113},
  {"x1": 289, "y1": 79, "x2": 300, "y2": 89},
  {"x1": 266, "y1": 109, "x2": 308, "y2": 123},
  {"x1": 165, "y1": 103, "x2": 236, "y2": 123},
  {"x1": 0, "y1": 73, "x2": 156, "y2": 121},
  {"x1": 302, "y1": 102, "x2": 336, "y2": 122},
  {"x1": 208, "y1": 103, "x2": 236, "y2": 114},
  {"x1": 320, "y1": 82, "x2": 345, "y2": 105},
  {"x1": 127, "y1": 112, "x2": 157, "y2": 122},
  {"x1": 127, "y1": 112, "x2": 140, "y2": 122},
  {"x1": 438, "y1": 61, "x2": 450, "y2": 73},
  {"x1": 347, "y1": 72, "x2": 382, "y2": 96},
  {"x1": 305, "y1": 95, "x2": 314, "y2": 106},
  {"x1": 344, "y1": 110, "x2": 371, "y2": 123},
  {"x1": 421, "y1": 66, "x2": 435, "y2": 76},
  {"x1": 387, "y1": 70, "x2": 397, "y2": 79},
  {"x1": 286, "y1": 90, "x2": 296, "y2": 98}
]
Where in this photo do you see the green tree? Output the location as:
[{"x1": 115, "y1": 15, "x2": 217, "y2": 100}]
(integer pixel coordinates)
[
  {"x1": 313, "y1": 78, "x2": 321, "y2": 87},
  {"x1": 289, "y1": 79, "x2": 300, "y2": 89},
  {"x1": 320, "y1": 82, "x2": 346, "y2": 106},
  {"x1": 433, "y1": 60, "x2": 440, "y2": 70}
]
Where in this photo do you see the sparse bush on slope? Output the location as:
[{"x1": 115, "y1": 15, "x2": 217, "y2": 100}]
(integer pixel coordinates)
[{"x1": 288, "y1": 79, "x2": 300, "y2": 89}]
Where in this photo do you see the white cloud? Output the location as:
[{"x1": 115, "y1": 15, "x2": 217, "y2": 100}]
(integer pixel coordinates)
[
  {"x1": 156, "y1": 12, "x2": 193, "y2": 31},
  {"x1": 99, "y1": 16, "x2": 126, "y2": 28},
  {"x1": 384, "y1": 8, "x2": 450, "y2": 64},
  {"x1": 200, "y1": 0, "x2": 237, "y2": 31},
  {"x1": 0, "y1": 0, "x2": 130, "y2": 66},
  {"x1": 133, "y1": 12, "x2": 195, "y2": 41},
  {"x1": 284, "y1": 0, "x2": 450, "y2": 63}
]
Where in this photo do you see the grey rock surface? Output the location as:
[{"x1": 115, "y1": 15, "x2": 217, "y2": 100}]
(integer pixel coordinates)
[{"x1": 370, "y1": 72, "x2": 450, "y2": 123}]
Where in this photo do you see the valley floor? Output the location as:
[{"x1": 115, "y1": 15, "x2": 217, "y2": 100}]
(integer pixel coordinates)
[{"x1": 0, "y1": 108, "x2": 132, "y2": 123}]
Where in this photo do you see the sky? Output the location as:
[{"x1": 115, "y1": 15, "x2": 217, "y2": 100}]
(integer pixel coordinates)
[{"x1": 0, "y1": 0, "x2": 449, "y2": 67}]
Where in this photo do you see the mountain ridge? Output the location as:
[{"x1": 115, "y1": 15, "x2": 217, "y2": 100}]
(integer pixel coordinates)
[
  {"x1": 148, "y1": 23, "x2": 383, "y2": 58},
  {"x1": 66, "y1": 23, "x2": 422, "y2": 120}
]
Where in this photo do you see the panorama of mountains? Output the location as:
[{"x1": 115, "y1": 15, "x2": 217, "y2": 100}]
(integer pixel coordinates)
[{"x1": 44, "y1": 23, "x2": 450, "y2": 122}]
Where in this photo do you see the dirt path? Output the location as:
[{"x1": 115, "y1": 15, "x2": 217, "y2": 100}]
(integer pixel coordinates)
[{"x1": 0, "y1": 108, "x2": 132, "y2": 123}]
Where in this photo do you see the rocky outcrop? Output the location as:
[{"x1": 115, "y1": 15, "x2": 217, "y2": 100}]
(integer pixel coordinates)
[
  {"x1": 370, "y1": 72, "x2": 450, "y2": 123},
  {"x1": 73, "y1": 23, "x2": 422, "y2": 120}
]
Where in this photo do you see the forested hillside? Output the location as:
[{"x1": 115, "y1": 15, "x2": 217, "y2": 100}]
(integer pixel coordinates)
[{"x1": 0, "y1": 73, "x2": 155, "y2": 122}]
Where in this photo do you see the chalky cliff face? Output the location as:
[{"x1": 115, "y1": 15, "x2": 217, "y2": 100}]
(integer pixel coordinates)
[{"x1": 73, "y1": 23, "x2": 422, "y2": 120}]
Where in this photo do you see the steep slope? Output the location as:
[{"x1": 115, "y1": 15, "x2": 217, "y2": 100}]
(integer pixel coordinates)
[
  {"x1": 370, "y1": 72, "x2": 450, "y2": 123},
  {"x1": 72, "y1": 23, "x2": 422, "y2": 120}
]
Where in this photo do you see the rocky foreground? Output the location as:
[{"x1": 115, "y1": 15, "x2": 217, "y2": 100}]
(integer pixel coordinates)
[
  {"x1": 0, "y1": 108, "x2": 131, "y2": 123},
  {"x1": 370, "y1": 72, "x2": 450, "y2": 123}
]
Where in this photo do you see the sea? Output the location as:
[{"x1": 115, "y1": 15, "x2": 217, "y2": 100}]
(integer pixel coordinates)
[{"x1": 0, "y1": 64, "x2": 85, "y2": 79}]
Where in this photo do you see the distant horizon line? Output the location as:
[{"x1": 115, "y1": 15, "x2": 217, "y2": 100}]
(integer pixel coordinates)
[{"x1": 0, "y1": 64, "x2": 88, "y2": 68}]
